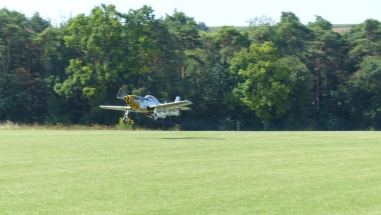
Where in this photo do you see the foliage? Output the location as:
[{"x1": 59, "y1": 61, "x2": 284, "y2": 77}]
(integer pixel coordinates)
[
  {"x1": 231, "y1": 42, "x2": 312, "y2": 127},
  {"x1": 347, "y1": 56, "x2": 381, "y2": 129},
  {"x1": 0, "y1": 5, "x2": 380, "y2": 130}
]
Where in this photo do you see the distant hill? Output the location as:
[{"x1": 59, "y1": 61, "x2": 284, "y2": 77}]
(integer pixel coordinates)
[
  {"x1": 207, "y1": 24, "x2": 357, "y2": 34},
  {"x1": 332, "y1": 24, "x2": 356, "y2": 33},
  {"x1": 207, "y1": 26, "x2": 249, "y2": 32},
  {"x1": 332, "y1": 24, "x2": 356, "y2": 28},
  {"x1": 332, "y1": 28, "x2": 351, "y2": 33}
]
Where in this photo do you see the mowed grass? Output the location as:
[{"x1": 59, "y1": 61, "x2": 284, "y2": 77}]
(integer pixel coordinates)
[{"x1": 1, "y1": 131, "x2": 381, "y2": 214}]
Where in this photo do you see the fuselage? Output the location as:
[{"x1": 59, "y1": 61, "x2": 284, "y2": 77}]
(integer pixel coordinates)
[
  {"x1": 126, "y1": 95, "x2": 183, "y2": 119},
  {"x1": 99, "y1": 93, "x2": 191, "y2": 122},
  {"x1": 124, "y1": 95, "x2": 161, "y2": 113}
]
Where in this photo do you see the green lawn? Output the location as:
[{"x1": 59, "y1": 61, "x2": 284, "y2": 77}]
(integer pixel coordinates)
[{"x1": 1, "y1": 131, "x2": 381, "y2": 214}]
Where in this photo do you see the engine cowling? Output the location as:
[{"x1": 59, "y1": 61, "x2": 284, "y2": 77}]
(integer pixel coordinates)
[{"x1": 124, "y1": 95, "x2": 140, "y2": 110}]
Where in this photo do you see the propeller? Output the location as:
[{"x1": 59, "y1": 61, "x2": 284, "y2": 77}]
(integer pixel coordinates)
[
  {"x1": 116, "y1": 85, "x2": 141, "y2": 110},
  {"x1": 117, "y1": 85, "x2": 128, "y2": 99}
]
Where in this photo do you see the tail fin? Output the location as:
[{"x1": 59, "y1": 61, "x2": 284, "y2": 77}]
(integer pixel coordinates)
[{"x1": 175, "y1": 96, "x2": 180, "y2": 102}]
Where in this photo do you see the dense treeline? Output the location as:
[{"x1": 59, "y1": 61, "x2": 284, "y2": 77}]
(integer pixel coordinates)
[{"x1": 1, "y1": 4, "x2": 381, "y2": 130}]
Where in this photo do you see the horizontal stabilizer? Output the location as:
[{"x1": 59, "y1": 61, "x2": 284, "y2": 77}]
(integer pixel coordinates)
[{"x1": 180, "y1": 107, "x2": 191, "y2": 110}]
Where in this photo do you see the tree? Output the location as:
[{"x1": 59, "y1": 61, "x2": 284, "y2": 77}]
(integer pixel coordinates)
[
  {"x1": 0, "y1": 8, "x2": 30, "y2": 75},
  {"x1": 347, "y1": 56, "x2": 381, "y2": 129},
  {"x1": 230, "y1": 42, "x2": 311, "y2": 127},
  {"x1": 277, "y1": 57, "x2": 314, "y2": 130},
  {"x1": 216, "y1": 26, "x2": 250, "y2": 63},
  {"x1": 273, "y1": 12, "x2": 314, "y2": 58},
  {"x1": 163, "y1": 10, "x2": 202, "y2": 83},
  {"x1": 56, "y1": 4, "x2": 124, "y2": 101},
  {"x1": 179, "y1": 26, "x2": 252, "y2": 130},
  {"x1": 0, "y1": 9, "x2": 57, "y2": 124},
  {"x1": 198, "y1": 22, "x2": 209, "y2": 32},
  {"x1": 347, "y1": 19, "x2": 381, "y2": 63}
]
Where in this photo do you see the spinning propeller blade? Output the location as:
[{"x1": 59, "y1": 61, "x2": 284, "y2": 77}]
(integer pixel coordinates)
[{"x1": 117, "y1": 85, "x2": 128, "y2": 99}]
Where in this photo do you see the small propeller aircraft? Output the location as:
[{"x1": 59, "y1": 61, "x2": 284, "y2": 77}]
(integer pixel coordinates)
[{"x1": 99, "y1": 86, "x2": 192, "y2": 123}]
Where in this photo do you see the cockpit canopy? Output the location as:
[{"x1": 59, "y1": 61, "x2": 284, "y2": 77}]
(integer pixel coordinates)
[{"x1": 144, "y1": 95, "x2": 159, "y2": 103}]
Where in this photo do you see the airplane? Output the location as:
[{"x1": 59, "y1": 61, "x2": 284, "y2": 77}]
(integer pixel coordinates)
[{"x1": 99, "y1": 86, "x2": 192, "y2": 123}]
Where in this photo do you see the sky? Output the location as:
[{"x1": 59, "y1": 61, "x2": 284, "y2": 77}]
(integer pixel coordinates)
[{"x1": 1, "y1": 0, "x2": 381, "y2": 26}]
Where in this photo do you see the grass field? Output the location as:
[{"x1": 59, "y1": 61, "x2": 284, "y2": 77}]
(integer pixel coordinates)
[{"x1": 1, "y1": 131, "x2": 381, "y2": 214}]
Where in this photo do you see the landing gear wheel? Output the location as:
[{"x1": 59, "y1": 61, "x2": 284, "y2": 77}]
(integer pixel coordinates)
[
  {"x1": 123, "y1": 109, "x2": 129, "y2": 124},
  {"x1": 123, "y1": 116, "x2": 128, "y2": 124}
]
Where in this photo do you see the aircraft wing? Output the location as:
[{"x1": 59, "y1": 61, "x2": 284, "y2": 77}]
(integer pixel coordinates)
[
  {"x1": 99, "y1": 105, "x2": 131, "y2": 111},
  {"x1": 149, "y1": 100, "x2": 192, "y2": 111}
]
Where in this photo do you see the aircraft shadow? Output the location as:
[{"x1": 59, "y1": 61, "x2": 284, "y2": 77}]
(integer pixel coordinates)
[{"x1": 145, "y1": 137, "x2": 224, "y2": 140}]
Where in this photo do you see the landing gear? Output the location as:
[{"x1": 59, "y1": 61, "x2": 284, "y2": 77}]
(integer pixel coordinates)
[
  {"x1": 153, "y1": 113, "x2": 157, "y2": 121},
  {"x1": 153, "y1": 108, "x2": 157, "y2": 121},
  {"x1": 123, "y1": 109, "x2": 129, "y2": 124}
]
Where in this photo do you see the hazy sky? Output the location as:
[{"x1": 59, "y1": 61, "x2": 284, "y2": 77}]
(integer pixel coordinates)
[{"x1": 2, "y1": 0, "x2": 380, "y2": 26}]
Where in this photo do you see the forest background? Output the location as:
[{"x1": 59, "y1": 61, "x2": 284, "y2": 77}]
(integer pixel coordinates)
[{"x1": 1, "y1": 4, "x2": 381, "y2": 130}]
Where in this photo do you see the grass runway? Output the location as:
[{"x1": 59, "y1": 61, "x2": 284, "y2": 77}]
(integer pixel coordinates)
[{"x1": 1, "y1": 131, "x2": 381, "y2": 214}]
